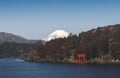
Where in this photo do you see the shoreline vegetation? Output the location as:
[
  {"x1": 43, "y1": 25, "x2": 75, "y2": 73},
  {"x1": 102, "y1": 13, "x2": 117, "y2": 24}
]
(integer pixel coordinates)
[
  {"x1": 21, "y1": 53, "x2": 120, "y2": 64},
  {"x1": 21, "y1": 24, "x2": 120, "y2": 64}
]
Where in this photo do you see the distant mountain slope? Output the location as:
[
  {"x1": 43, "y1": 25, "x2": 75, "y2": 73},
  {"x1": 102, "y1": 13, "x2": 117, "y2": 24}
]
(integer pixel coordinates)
[
  {"x1": 0, "y1": 41, "x2": 44, "y2": 58},
  {"x1": 0, "y1": 32, "x2": 44, "y2": 58},
  {"x1": 43, "y1": 30, "x2": 69, "y2": 41},
  {"x1": 0, "y1": 32, "x2": 38, "y2": 44},
  {"x1": 22, "y1": 24, "x2": 120, "y2": 64}
]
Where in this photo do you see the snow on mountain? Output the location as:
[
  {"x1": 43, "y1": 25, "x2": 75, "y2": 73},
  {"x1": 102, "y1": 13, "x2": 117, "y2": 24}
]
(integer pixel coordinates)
[{"x1": 43, "y1": 30, "x2": 70, "y2": 41}]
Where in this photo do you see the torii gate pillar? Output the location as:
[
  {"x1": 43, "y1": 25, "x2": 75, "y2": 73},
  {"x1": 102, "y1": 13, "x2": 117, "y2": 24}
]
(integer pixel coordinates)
[{"x1": 77, "y1": 54, "x2": 88, "y2": 64}]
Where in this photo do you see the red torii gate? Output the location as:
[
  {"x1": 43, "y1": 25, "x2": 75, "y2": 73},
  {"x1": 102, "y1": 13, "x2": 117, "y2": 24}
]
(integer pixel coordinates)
[{"x1": 77, "y1": 54, "x2": 88, "y2": 64}]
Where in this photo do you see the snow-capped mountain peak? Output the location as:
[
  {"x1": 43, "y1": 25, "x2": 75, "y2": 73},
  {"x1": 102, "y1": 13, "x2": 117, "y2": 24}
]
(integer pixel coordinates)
[{"x1": 43, "y1": 30, "x2": 70, "y2": 41}]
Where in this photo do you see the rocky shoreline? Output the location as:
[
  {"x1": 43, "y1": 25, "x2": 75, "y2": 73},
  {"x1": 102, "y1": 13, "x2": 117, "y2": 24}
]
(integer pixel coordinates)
[{"x1": 21, "y1": 54, "x2": 120, "y2": 64}]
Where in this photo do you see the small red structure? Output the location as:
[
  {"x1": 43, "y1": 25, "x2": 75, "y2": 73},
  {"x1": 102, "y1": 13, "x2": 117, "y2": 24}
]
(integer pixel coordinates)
[{"x1": 77, "y1": 54, "x2": 88, "y2": 64}]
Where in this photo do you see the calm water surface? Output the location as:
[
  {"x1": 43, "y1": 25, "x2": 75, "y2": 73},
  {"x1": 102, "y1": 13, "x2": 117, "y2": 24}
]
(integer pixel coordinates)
[{"x1": 0, "y1": 58, "x2": 120, "y2": 78}]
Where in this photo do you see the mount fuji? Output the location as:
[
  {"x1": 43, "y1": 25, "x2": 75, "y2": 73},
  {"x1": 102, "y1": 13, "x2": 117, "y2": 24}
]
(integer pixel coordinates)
[{"x1": 43, "y1": 30, "x2": 70, "y2": 41}]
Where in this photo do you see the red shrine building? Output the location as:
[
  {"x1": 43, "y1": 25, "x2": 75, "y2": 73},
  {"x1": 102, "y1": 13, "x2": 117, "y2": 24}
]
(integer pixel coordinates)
[{"x1": 77, "y1": 54, "x2": 88, "y2": 64}]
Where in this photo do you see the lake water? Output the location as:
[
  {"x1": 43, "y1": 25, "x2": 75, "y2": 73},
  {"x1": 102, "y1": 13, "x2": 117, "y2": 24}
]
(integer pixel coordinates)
[{"x1": 0, "y1": 58, "x2": 120, "y2": 78}]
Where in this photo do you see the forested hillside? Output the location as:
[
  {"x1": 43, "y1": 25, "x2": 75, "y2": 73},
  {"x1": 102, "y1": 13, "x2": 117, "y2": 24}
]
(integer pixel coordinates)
[
  {"x1": 0, "y1": 32, "x2": 44, "y2": 58},
  {"x1": 0, "y1": 42, "x2": 43, "y2": 58},
  {"x1": 22, "y1": 24, "x2": 120, "y2": 64}
]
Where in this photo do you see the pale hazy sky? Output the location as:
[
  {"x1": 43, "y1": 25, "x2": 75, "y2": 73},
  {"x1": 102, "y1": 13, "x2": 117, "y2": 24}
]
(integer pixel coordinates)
[{"x1": 0, "y1": 0, "x2": 120, "y2": 39}]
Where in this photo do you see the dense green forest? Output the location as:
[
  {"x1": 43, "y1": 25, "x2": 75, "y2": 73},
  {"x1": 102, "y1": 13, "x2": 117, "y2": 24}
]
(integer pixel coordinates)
[{"x1": 22, "y1": 24, "x2": 120, "y2": 64}]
